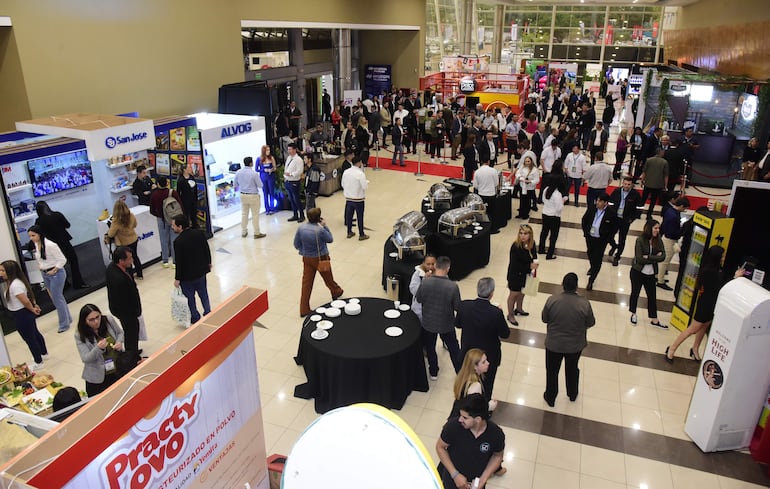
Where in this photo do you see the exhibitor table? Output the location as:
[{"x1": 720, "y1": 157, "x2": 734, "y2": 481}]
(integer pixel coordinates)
[{"x1": 294, "y1": 298, "x2": 429, "y2": 413}]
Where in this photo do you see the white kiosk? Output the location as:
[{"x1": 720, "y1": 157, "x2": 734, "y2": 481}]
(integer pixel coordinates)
[
  {"x1": 192, "y1": 113, "x2": 267, "y2": 231},
  {"x1": 684, "y1": 278, "x2": 770, "y2": 452}
]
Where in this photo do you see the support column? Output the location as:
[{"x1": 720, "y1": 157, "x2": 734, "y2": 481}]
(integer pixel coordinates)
[
  {"x1": 288, "y1": 28, "x2": 307, "y2": 135},
  {"x1": 547, "y1": 6, "x2": 556, "y2": 61},
  {"x1": 599, "y1": 5, "x2": 610, "y2": 67},
  {"x1": 491, "y1": 4, "x2": 504, "y2": 63},
  {"x1": 333, "y1": 29, "x2": 352, "y2": 105},
  {"x1": 461, "y1": 0, "x2": 474, "y2": 55}
]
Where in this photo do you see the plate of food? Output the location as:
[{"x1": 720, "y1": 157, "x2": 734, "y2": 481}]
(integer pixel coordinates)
[
  {"x1": 385, "y1": 326, "x2": 403, "y2": 337},
  {"x1": 0, "y1": 367, "x2": 12, "y2": 386},
  {"x1": 383, "y1": 309, "x2": 401, "y2": 319},
  {"x1": 311, "y1": 329, "x2": 329, "y2": 340},
  {"x1": 1, "y1": 386, "x2": 24, "y2": 407},
  {"x1": 31, "y1": 373, "x2": 53, "y2": 389},
  {"x1": 21, "y1": 389, "x2": 54, "y2": 415},
  {"x1": 317, "y1": 320, "x2": 334, "y2": 330}
]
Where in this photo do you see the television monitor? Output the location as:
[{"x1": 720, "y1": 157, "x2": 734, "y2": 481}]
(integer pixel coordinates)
[{"x1": 27, "y1": 149, "x2": 93, "y2": 197}]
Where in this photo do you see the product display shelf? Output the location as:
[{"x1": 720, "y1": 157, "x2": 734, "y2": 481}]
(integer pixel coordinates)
[
  {"x1": 6, "y1": 184, "x2": 32, "y2": 194},
  {"x1": 105, "y1": 159, "x2": 136, "y2": 169},
  {"x1": 109, "y1": 186, "x2": 132, "y2": 194},
  {"x1": 14, "y1": 212, "x2": 37, "y2": 223}
]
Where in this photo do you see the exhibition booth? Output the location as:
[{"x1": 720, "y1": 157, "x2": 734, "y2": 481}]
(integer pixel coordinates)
[
  {"x1": 192, "y1": 113, "x2": 267, "y2": 232},
  {"x1": 639, "y1": 68, "x2": 763, "y2": 188}
]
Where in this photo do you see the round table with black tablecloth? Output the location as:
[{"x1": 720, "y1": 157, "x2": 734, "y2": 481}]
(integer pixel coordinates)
[
  {"x1": 421, "y1": 199, "x2": 449, "y2": 233},
  {"x1": 381, "y1": 239, "x2": 423, "y2": 305},
  {"x1": 294, "y1": 298, "x2": 429, "y2": 413},
  {"x1": 424, "y1": 222, "x2": 492, "y2": 281}
]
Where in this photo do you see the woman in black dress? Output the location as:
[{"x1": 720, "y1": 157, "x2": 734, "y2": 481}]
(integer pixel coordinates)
[
  {"x1": 506, "y1": 224, "x2": 538, "y2": 326},
  {"x1": 176, "y1": 165, "x2": 198, "y2": 228},
  {"x1": 665, "y1": 246, "x2": 744, "y2": 363},
  {"x1": 34, "y1": 201, "x2": 88, "y2": 288},
  {"x1": 462, "y1": 133, "x2": 479, "y2": 182}
]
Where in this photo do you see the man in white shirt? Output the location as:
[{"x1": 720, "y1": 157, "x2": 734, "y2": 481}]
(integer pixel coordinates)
[
  {"x1": 583, "y1": 152, "x2": 613, "y2": 210},
  {"x1": 472, "y1": 159, "x2": 500, "y2": 233},
  {"x1": 234, "y1": 156, "x2": 265, "y2": 238},
  {"x1": 537, "y1": 139, "x2": 562, "y2": 204},
  {"x1": 284, "y1": 143, "x2": 305, "y2": 222},
  {"x1": 393, "y1": 104, "x2": 410, "y2": 131},
  {"x1": 340, "y1": 157, "x2": 369, "y2": 240},
  {"x1": 564, "y1": 144, "x2": 587, "y2": 207}
]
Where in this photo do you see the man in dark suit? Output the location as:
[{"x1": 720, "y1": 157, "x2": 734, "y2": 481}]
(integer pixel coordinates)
[
  {"x1": 588, "y1": 121, "x2": 609, "y2": 164},
  {"x1": 106, "y1": 246, "x2": 142, "y2": 362},
  {"x1": 455, "y1": 277, "x2": 510, "y2": 399},
  {"x1": 581, "y1": 193, "x2": 616, "y2": 290},
  {"x1": 390, "y1": 117, "x2": 406, "y2": 167},
  {"x1": 607, "y1": 177, "x2": 643, "y2": 267},
  {"x1": 531, "y1": 122, "x2": 547, "y2": 162},
  {"x1": 172, "y1": 214, "x2": 212, "y2": 324},
  {"x1": 661, "y1": 135, "x2": 684, "y2": 194},
  {"x1": 477, "y1": 131, "x2": 497, "y2": 166}
]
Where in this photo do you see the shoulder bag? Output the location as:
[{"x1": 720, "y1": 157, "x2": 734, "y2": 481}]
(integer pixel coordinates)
[{"x1": 315, "y1": 228, "x2": 332, "y2": 273}]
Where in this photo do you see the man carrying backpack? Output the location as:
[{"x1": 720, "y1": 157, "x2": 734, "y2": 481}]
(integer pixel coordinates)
[{"x1": 149, "y1": 175, "x2": 183, "y2": 268}]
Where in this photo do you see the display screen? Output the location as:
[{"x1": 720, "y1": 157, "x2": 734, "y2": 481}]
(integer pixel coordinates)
[{"x1": 27, "y1": 150, "x2": 93, "y2": 197}]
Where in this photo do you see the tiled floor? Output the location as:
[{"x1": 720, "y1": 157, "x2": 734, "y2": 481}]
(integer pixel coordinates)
[{"x1": 1, "y1": 110, "x2": 765, "y2": 488}]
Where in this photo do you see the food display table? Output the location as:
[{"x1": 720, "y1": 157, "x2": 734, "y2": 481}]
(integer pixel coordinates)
[
  {"x1": 381, "y1": 239, "x2": 423, "y2": 305},
  {"x1": 425, "y1": 222, "x2": 492, "y2": 281},
  {"x1": 420, "y1": 199, "x2": 448, "y2": 234},
  {"x1": 294, "y1": 298, "x2": 428, "y2": 413}
]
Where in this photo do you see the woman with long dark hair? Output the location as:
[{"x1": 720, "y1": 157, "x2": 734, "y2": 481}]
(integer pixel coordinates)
[
  {"x1": 665, "y1": 246, "x2": 744, "y2": 363},
  {"x1": 75, "y1": 304, "x2": 125, "y2": 396},
  {"x1": 176, "y1": 165, "x2": 198, "y2": 228},
  {"x1": 0, "y1": 260, "x2": 47, "y2": 369},
  {"x1": 256, "y1": 145, "x2": 278, "y2": 214},
  {"x1": 34, "y1": 201, "x2": 88, "y2": 289},
  {"x1": 28, "y1": 225, "x2": 71, "y2": 333},
  {"x1": 106, "y1": 200, "x2": 142, "y2": 279},
  {"x1": 462, "y1": 133, "x2": 479, "y2": 182},
  {"x1": 628, "y1": 220, "x2": 666, "y2": 328}
]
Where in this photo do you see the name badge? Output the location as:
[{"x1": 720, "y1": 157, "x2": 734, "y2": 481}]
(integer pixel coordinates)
[
  {"x1": 571, "y1": 166, "x2": 576, "y2": 172},
  {"x1": 104, "y1": 358, "x2": 116, "y2": 373},
  {"x1": 590, "y1": 225, "x2": 598, "y2": 236}
]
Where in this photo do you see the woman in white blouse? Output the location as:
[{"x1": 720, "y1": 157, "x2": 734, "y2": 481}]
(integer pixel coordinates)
[
  {"x1": 514, "y1": 156, "x2": 540, "y2": 219},
  {"x1": 0, "y1": 260, "x2": 47, "y2": 370},
  {"x1": 28, "y1": 225, "x2": 71, "y2": 333}
]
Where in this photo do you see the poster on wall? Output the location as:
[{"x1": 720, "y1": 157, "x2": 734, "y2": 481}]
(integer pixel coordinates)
[
  {"x1": 364, "y1": 65, "x2": 392, "y2": 99},
  {"x1": 440, "y1": 55, "x2": 490, "y2": 74},
  {"x1": 187, "y1": 126, "x2": 201, "y2": 152},
  {"x1": 188, "y1": 154, "x2": 203, "y2": 178},
  {"x1": 155, "y1": 153, "x2": 171, "y2": 176},
  {"x1": 156, "y1": 130, "x2": 170, "y2": 151},
  {"x1": 342, "y1": 90, "x2": 362, "y2": 108},
  {"x1": 171, "y1": 154, "x2": 187, "y2": 176},
  {"x1": 53, "y1": 330, "x2": 268, "y2": 489},
  {"x1": 170, "y1": 127, "x2": 187, "y2": 151}
]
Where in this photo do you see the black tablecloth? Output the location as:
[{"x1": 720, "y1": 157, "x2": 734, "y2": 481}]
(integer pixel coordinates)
[
  {"x1": 421, "y1": 199, "x2": 448, "y2": 233},
  {"x1": 495, "y1": 190, "x2": 512, "y2": 227},
  {"x1": 381, "y1": 239, "x2": 423, "y2": 304},
  {"x1": 294, "y1": 298, "x2": 429, "y2": 413},
  {"x1": 425, "y1": 222, "x2": 492, "y2": 281}
]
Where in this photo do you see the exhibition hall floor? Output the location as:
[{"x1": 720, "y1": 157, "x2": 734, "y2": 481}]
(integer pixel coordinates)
[{"x1": 1, "y1": 157, "x2": 764, "y2": 488}]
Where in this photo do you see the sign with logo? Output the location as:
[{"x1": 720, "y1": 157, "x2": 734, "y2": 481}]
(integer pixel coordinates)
[
  {"x1": 343, "y1": 90, "x2": 362, "y2": 108},
  {"x1": 741, "y1": 94, "x2": 758, "y2": 121},
  {"x1": 85, "y1": 120, "x2": 157, "y2": 161},
  {"x1": 459, "y1": 76, "x2": 476, "y2": 94},
  {"x1": 52, "y1": 330, "x2": 267, "y2": 489},
  {"x1": 364, "y1": 64, "x2": 392, "y2": 99},
  {"x1": 199, "y1": 117, "x2": 264, "y2": 144}
]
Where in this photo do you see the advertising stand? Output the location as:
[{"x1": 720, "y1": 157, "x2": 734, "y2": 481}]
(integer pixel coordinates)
[
  {"x1": 0, "y1": 286, "x2": 271, "y2": 489},
  {"x1": 149, "y1": 116, "x2": 212, "y2": 235},
  {"x1": 192, "y1": 113, "x2": 267, "y2": 232},
  {"x1": 684, "y1": 279, "x2": 770, "y2": 452},
  {"x1": 670, "y1": 209, "x2": 734, "y2": 331}
]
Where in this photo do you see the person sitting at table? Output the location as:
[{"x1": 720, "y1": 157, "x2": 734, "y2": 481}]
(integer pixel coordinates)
[
  {"x1": 415, "y1": 256, "x2": 461, "y2": 381},
  {"x1": 293, "y1": 207, "x2": 344, "y2": 317},
  {"x1": 408, "y1": 254, "x2": 437, "y2": 322}
]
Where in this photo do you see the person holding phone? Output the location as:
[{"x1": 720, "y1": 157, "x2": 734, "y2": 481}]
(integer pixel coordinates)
[{"x1": 293, "y1": 207, "x2": 343, "y2": 316}]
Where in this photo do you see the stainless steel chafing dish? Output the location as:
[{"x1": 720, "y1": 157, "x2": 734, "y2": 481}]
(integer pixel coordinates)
[
  {"x1": 390, "y1": 221, "x2": 426, "y2": 259},
  {"x1": 428, "y1": 183, "x2": 452, "y2": 210},
  {"x1": 461, "y1": 193, "x2": 490, "y2": 223},
  {"x1": 395, "y1": 210, "x2": 427, "y2": 232},
  {"x1": 438, "y1": 207, "x2": 478, "y2": 237}
]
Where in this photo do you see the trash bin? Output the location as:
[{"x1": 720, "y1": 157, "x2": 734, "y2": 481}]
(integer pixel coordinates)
[
  {"x1": 386, "y1": 275, "x2": 400, "y2": 301},
  {"x1": 267, "y1": 454, "x2": 286, "y2": 489},
  {"x1": 316, "y1": 154, "x2": 344, "y2": 196}
]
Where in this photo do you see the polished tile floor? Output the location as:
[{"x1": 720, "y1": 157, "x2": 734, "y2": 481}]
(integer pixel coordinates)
[{"x1": 1, "y1": 120, "x2": 764, "y2": 488}]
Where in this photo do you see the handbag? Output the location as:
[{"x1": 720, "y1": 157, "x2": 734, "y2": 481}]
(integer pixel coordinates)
[
  {"x1": 522, "y1": 270, "x2": 540, "y2": 297},
  {"x1": 315, "y1": 229, "x2": 332, "y2": 273},
  {"x1": 171, "y1": 287, "x2": 191, "y2": 328}
]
